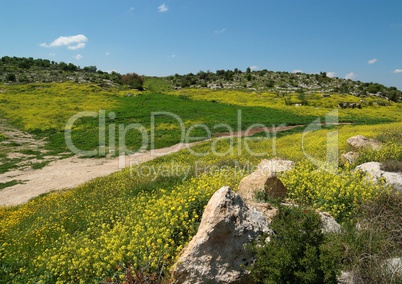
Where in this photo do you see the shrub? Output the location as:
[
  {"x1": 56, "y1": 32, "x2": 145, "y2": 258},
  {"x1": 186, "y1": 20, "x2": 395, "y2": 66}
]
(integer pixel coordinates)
[
  {"x1": 381, "y1": 159, "x2": 402, "y2": 172},
  {"x1": 332, "y1": 191, "x2": 402, "y2": 284},
  {"x1": 248, "y1": 205, "x2": 341, "y2": 284},
  {"x1": 121, "y1": 73, "x2": 144, "y2": 90},
  {"x1": 6, "y1": 73, "x2": 16, "y2": 82}
]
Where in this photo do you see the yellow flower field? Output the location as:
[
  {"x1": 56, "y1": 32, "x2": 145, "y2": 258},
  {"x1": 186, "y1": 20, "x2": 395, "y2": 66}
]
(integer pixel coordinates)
[{"x1": 0, "y1": 118, "x2": 400, "y2": 282}]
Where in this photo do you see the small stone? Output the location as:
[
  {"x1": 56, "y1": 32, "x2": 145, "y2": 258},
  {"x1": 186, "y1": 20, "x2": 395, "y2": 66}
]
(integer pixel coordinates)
[{"x1": 340, "y1": 151, "x2": 359, "y2": 164}]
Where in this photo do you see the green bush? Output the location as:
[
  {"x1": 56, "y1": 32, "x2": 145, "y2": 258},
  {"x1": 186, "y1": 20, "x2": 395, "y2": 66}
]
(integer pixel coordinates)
[
  {"x1": 6, "y1": 73, "x2": 16, "y2": 82},
  {"x1": 248, "y1": 205, "x2": 340, "y2": 284}
]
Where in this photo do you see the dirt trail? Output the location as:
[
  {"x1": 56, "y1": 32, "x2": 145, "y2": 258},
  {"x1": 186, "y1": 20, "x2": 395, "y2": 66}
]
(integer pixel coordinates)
[{"x1": 0, "y1": 125, "x2": 301, "y2": 206}]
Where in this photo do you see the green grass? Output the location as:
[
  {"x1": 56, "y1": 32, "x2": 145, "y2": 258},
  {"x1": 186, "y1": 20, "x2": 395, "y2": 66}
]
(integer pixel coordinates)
[
  {"x1": 0, "y1": 133, "x2": 7, "y2": 143},
  {"x1": 0, "y1": 81, "x2": 401, "y2": 283},
  {"x1": 0, "y1": 160, "x2": 22, "y2": 174},
  {"x1": 0, "y1": 83, "x2": 321, "y2": 157},
  {"x1": 31, "y1": 161, "x2": 50, "y2": 170},
  {"x1": 0, "y1": 180, "x2": 23, "y2": 190},
  {"x1": 0, "y1": 121, "x2": 400, "y2": 283},
  {"x1": 1, "y1": 83, "x2": 401, "y2": 159},
  {"x1": 144, "y1": 77, "x2": 173, "y2": 93},
  {"x1": 18, "y1": 149, "x2": 41, "y2": 155},
  {"x1": 170, "y1": 88, "x2": 402, "y2": 124}
]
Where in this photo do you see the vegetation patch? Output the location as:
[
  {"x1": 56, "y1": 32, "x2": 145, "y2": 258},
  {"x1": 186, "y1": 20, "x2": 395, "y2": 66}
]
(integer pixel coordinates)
[
  {"x1": 0, "y1": 123, "x2": 400, "y2": 282},
  {"x1": 0, "y1": 180, "x2": 23, "y2": 191},
  {"x1": 248, "y1": 205, "x2": 341, "y2": 284},
  {"x1": 330, "y1": 191, "x2": 402, "y2": 284},
  {"x1": 0, "y1": 58, "x2": 401, "y2": 282}
]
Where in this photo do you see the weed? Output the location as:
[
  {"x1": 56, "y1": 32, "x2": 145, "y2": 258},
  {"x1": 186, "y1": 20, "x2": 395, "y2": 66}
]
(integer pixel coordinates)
[
  {"x1": 31, "y1": 161, "x2": 50, "y2": 170},
  {"x1": 330, "y1": 191, "x2": 402, "y2": 284},
  {"x1": 0, "y1": 180, "x2": 23, "y2": 190},
  {"x1": 381, "y1": 160, "x2": 402, "y2": 172}
]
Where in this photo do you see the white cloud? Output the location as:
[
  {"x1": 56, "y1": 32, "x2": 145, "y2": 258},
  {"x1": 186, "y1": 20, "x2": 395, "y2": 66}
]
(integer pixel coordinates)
[
  {"x1": 326, "y1": 72, "x2": 337, "y2": 78},
  {"x1": 292, "y1": 70, "x2": 303, "y2": 73},
  {"x1": 168, "y1": 54, "x2": 177, "y2": 59},
  {"x1": 393, "y1": 69, "x2": 402, "y2": 74},
  {"x1": 158, "y1": 3, "x2": 168, "y2": 13},
  {"x1": 214, "y1": 28, "x2": 227, "y2": 34},
  {"x1": 106, "y1": 52, "x2": 110, "y2": 56},
  {"x1": 73, "y1": 54, "x2": 82, "y2": 60},
  {"x1": 345, "y1": 72, "x2": 356, "y2": 80},
  {"x1": 67, "y1": 42, "x2": 86, "y2": 50},
  {"x1": 368, "y1": 58, "x2": 378, "y2": 64},
  {"x1": 49, "y1": 53, "x2": 56, "y2": 57},
  {"x1": 40, "y1": 34, "x2": 88, "y2": 50},
  {"x1": 249, "y1": 65, "x2": 258, "y2": 70}
]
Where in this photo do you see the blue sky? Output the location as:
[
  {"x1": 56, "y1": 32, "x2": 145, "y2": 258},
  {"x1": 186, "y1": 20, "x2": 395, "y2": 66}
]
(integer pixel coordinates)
[{"x1": 1, "y1": 0, "x2": 402, "y2": 89}]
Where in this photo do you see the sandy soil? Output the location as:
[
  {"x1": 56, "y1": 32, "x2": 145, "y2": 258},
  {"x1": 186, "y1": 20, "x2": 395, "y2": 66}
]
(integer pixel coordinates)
[
  {"x1": 0, "y1": 125, "x2": 301, "y2": 206},
  {"x1": 0, "y1": 143, "x2": 194, "y2": 206}
]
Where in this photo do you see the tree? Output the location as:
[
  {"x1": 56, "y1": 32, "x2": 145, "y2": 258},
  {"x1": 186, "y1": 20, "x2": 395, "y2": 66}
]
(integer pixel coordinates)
[
  {"x1": 197, "y1": 70, "x2": 207, "y2": 80},
  {"x1": 6, "y1": 73, "x2": 16, "y2": 82},
  {"x1": 224, "y1": 69, "x2": 234, "y2": 81},
  {"x1": 216, "y1": 69, "x2": 225, "y2": 76},
  {"x1": 121, "y1": 73, "x2": 144, "y2": 90},
  {"x1": 297, "y1": 90, "x2": 308, "y2": 105},
  {"x1": 67, "y1": 63, "x2": 78, "y2": 71},
  {"x1": 83, "y1": 66, "x2": 97, "y2": 73},
  {"x1": 266, "y1": 80, "x2": 275, "y2": 88}
]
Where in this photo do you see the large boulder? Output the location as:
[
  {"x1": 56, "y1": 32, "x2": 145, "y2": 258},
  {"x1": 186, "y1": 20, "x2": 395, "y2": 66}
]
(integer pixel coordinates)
[
  {"x1": 263, "y1": 176, "x2": 287, "y2": 199},
  {"x1": 347, "y1": 135, "x2": 381, "y2": 150},
  {"x1": 171, "y1": 187, "x2": 272, "y2": 284},
  {"x1": 383, "y1": 257, "x2": 402, "y2": 278},
  {"x1": 238, "y1": 159, "x2": 294, "y2": 203},
  {"x1": 356, "y1": 162, "x2": 402, "y2": 192},
  {"x1": 237, "y1": 159, "x2": 293, "y2": 221}
]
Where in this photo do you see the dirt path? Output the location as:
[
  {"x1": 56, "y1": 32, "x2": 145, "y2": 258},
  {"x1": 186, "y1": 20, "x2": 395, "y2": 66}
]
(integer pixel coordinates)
[{"x1": 0, "y1": 125, "x2": 302, "y2": 206}]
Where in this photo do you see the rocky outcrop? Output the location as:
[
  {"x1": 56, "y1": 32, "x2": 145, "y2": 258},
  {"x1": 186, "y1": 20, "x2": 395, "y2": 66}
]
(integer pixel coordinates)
[
  {"x1": 238, "y1": 159, "x2": 294, "y2": 197},
  {"x1": 171, "y1": 187, "x2": 272, "y2": 284},
  {"x1": 337, "y1": 271, "x2": 354, "y2": 284},
  {"x1": 237, "y1": 159, "x2": 293, "y2": 221},
  {"x1": 383, "y1": 257, "x2": 402, "y2": 278},
  {"x1": 318, "y1": 211, "x2": 341, "y2": 233},
  {"x1": 237, "y1": 159, "x2": 294, "y2": 202},
  {"x1": 347, "y1": 135, "x2": 381, "y2": 150},
  {"x1": 356, "y1": 162, "x2": 402, "y2": 192}
]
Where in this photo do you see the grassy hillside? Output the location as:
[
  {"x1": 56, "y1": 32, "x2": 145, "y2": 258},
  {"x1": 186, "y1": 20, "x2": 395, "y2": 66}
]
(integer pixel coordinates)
[
  {"x1": 167, "y1": 69, "x2": 402, "y2": 102},
  {"x1": 0, "y1": 57, "x2": 401, "y2": 283},
  {"x1": 0, "y1": 122, "x2": 401, "y2": 283},
  {"x1": 0, "y1": 78, "x2": 401, "y2": 180}
]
